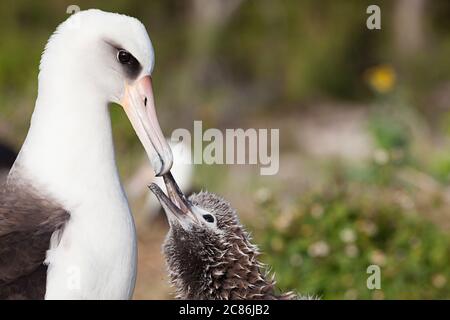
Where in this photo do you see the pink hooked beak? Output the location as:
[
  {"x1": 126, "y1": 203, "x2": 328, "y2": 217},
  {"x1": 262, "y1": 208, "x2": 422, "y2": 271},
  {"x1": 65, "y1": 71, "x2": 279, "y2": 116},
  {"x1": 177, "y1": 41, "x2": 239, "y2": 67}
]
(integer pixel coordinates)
[{"x1": 121, "y1": 76, "x2": 173, "y2": 176}]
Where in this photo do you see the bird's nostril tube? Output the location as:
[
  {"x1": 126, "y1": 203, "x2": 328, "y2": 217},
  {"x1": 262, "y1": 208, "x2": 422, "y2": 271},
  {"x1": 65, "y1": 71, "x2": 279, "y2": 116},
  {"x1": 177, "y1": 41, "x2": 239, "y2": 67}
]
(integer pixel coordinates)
[{"x1": 144, "y1": 97, "x2": 148, "y2": 107}]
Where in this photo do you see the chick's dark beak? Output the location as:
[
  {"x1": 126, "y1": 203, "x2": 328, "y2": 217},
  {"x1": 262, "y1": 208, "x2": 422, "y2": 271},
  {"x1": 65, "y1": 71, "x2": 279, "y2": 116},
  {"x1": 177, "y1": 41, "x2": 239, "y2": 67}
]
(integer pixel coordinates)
[{"x1": 149, "y1": 172, "x2": 198, "y2": 224}]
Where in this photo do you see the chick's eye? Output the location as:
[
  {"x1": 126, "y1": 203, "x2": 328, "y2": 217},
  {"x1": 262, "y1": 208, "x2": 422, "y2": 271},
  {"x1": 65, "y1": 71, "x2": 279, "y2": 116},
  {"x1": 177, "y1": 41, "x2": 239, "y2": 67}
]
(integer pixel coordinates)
[
  {"x1": 117, "y1": 50, "x2": 132, "y2": 64},
  {"x1": 203, "y1": 214, "x2": 215, "y2": 223}
]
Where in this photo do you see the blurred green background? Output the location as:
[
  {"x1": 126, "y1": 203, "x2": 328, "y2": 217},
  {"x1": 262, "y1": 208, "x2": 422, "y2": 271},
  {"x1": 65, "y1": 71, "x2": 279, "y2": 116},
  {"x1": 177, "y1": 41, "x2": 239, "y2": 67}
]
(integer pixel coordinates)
[{"x1": 1, "y1": 0, "x2": 450, "y2": 299}]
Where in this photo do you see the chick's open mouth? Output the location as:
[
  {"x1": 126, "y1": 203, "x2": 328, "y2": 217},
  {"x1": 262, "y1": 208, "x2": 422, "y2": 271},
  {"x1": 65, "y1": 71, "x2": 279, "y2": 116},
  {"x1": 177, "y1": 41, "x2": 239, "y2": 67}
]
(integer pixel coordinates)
[{"x1": 149, "y1": 172, "x2": 198, "y2": 223}]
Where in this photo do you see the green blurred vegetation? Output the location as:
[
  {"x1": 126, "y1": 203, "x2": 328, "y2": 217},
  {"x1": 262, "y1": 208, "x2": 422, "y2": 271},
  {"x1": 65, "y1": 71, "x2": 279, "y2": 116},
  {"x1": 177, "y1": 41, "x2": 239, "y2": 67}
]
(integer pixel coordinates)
[
  {"x1": 247, "y1": 98, "x2": 450, "y2": 299},
  {"x1": 256, "y1": 170, "x2": 450, "y2": 299},
  {"x1": 1, "y1": 0, "x2": 450, "y2": 299},
  {"x1": 257, "y1": 184, "x2": 450, "y2": 299}
]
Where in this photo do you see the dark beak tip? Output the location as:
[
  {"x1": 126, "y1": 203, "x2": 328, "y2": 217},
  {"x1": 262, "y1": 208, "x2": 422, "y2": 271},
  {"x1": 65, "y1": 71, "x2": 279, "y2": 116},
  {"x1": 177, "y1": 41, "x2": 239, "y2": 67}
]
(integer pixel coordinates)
[{"x1": 148, "y1": 183, "x2": 159, "y2": 194}]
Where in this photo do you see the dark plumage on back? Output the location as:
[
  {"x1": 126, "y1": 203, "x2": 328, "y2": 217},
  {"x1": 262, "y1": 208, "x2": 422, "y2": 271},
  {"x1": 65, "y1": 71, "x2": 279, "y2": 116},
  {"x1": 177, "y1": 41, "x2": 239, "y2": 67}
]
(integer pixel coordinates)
[
  {"x1": 0, "y1": 144, "x2": 16, "y2": 170},
  {"x1": 0, "y1": 144, "x2": 16, "y2": 184},
  {"x1": 0, "y1": 182, "x2": 70, "y2": 299}
]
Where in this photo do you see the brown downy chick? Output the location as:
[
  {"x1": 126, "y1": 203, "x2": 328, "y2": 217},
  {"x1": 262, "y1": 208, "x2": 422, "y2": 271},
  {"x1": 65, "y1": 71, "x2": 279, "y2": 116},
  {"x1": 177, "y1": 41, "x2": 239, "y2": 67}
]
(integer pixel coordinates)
[{"x1": 149, "y1": 172, "x2": 308, "y2": 300}]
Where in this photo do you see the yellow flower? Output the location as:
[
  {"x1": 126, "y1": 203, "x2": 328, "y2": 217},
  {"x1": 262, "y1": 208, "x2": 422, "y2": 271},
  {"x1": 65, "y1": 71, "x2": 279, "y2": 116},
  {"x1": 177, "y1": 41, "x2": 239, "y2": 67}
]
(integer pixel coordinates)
[{"x1": 365, "y1": 64, "x2": 396, "y2": 94}]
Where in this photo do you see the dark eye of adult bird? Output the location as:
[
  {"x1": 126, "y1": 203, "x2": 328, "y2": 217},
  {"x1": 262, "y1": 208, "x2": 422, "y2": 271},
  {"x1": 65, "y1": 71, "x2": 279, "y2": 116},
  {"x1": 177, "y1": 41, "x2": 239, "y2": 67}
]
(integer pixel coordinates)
[
  {"x1": 203, "y1": 214, "x2": 214, "y2": 223},
  {"x1": 0, "y1": 9, "x2": 173, "y2": 300},
  {"x1": 117, "y1": 50, "x2": 132, "y2": 64}
]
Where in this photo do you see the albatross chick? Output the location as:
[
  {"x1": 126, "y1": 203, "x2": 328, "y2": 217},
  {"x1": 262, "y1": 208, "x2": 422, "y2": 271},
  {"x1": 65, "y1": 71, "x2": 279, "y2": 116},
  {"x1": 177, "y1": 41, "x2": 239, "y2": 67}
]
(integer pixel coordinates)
[{"x1": 149, "y1": 173, "x2": 310, "y2": 300}]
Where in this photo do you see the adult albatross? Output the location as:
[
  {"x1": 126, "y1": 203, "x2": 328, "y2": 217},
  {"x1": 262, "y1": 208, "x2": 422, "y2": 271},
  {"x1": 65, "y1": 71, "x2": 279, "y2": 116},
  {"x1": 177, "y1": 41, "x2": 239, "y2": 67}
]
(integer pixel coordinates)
[{"x1": 0, "y1": 9, "x2": 172, "y2": 299}]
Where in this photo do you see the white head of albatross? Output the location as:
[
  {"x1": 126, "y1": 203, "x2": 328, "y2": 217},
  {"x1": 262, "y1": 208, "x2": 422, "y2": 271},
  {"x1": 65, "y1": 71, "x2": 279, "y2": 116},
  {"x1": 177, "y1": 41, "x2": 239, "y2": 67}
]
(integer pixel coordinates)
[{"x1": 4, "y1": 9, "x2": 172, "y2": 299}]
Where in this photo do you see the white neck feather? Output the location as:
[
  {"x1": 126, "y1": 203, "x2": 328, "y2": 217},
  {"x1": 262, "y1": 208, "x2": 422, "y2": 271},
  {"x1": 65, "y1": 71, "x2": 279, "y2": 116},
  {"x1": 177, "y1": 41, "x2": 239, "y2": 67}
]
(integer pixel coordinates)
[
  {"x1": 11, "y1": 55, "x2": 124, "y2": 213},
  {"x1": 9, "y1": 39, "x2": 137, "y2": 299}
]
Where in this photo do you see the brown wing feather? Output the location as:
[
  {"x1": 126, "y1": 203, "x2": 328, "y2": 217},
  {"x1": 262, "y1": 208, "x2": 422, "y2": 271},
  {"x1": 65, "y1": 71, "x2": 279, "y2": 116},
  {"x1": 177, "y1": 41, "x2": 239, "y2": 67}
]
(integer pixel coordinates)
[{"x1": 0, "y1": 183, "x2": 70, "y2": 299}]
